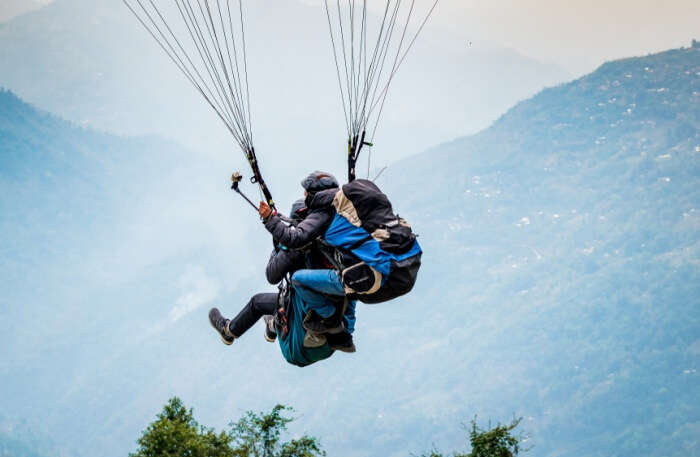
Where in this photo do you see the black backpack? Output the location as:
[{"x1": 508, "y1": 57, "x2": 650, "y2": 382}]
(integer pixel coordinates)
[{"x1": 320, "y1": 179, "x2": 422, "y2": 304}]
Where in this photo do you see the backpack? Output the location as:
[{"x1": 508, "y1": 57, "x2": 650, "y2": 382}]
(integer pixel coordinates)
[{"x1": 320, "y1": 179, "x2": 422, "y2": 304}]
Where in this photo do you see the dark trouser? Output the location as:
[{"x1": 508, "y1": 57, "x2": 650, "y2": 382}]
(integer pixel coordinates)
[{"x1": 228, "y1": 293, "x2": 278, "y2": 338}]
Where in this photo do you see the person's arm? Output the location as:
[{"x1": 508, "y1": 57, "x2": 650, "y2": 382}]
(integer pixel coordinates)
[
  {"x1": 264, "y1": 209, "x2": 332, "y2": 248},
  {"x1": 265, "y1": 248, "x2": 304, "y2": 284}
]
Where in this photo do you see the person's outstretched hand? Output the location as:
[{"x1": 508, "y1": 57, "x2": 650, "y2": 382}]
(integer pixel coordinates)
[{"x1": 258, "y1": 201, "x2": 272, "y2": 220}]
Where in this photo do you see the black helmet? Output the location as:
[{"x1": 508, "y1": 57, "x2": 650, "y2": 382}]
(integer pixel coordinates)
[
  {"x1": 289, "y1": 199, "x2": 307, "y2": 222},
  {"x1": 300, "y1": 171, "x2": 339, "y2": 194}
]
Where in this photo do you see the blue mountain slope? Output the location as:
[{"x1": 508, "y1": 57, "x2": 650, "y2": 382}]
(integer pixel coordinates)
[
  {"x1": 377, "y1": 45, "x2": 699, "y2": 456},
  {"x1": 0, "y1": 88, "x2": 192, "y2": 306},
  {"x1": 0, "y1": 89, "x2": 233, "y2": 457}
]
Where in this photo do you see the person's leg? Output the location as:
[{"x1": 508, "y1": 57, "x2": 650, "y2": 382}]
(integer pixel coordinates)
[
  {"x1": 326, "y1": 300, "x2": 357, "y2": 353},
  {"x1": 293, "y1": 284, "x2": 337, "y2": 318},
  {"x1": 291, "y1": 269, "x2": 344, "y2": 318},
  {"x1": 343, "y1": 300, "x2": 357, "y2": 334},
  {"x1": 228, "y1": 292, "x2": 278, "y2": 337},
  {"x1": 291, "y1": 269, "x2": 344, "y2": 296}
]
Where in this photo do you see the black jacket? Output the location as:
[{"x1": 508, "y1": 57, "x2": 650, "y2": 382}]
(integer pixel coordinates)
[
  {"x1": 265, "y1": 248, "x2": 305, "y2": 285},
  {"x1": 263, "y1": 189, "x2": 337, "y2": 249}
]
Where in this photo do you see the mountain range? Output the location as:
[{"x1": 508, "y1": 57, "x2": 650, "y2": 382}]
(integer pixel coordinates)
[{"x1": 1, "y1": 43, "x2": 698, "y2": 457}]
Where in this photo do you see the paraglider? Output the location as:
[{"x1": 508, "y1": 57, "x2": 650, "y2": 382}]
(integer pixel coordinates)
[
  {"x1": 209, "y1": 191, "x2": 358, "y2": 367},
  {"x1": 122, "y1": 0, "x2": 437, "y2": 366}
]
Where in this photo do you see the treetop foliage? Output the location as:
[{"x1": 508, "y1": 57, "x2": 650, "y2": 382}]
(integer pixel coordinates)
[
  {"x1": 130, "y1": 398, "x2": 324, "y2": 457},
  {"x1": 418, "y1": 418, "x2": 523, "y2": 457},
  {"x1": 467, "y1": 418, "x2": 522, "y2": 457}
]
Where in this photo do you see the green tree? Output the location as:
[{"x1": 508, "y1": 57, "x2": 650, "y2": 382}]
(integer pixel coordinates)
[
  {"x1": 130, "y1": 398, "x2": 324, "y2": 457},
  {"x1": 467, "y1": 418, "x2": 522, "y2": 457},
  {"x1": 418, "y1": 417, "x2": 524, "y2": 457},
  {"x1": 229, "y1": 405, "x2": 325, "y2": 457},
  {"x1": 130, "y1": 397, "x2": 232, "y2": 457}
]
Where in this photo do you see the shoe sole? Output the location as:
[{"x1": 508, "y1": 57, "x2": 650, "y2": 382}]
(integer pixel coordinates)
[
  {"x1": 263, "y1": 315, "x2": 277, "y2": 343},
  {"x1": 208, "y1": 311, "x2": 234, "y2": 346}
]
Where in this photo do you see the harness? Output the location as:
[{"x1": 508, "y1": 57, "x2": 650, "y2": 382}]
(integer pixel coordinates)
[{"x1": 273, "y1": 278, "x2": 291, "y2": 338}]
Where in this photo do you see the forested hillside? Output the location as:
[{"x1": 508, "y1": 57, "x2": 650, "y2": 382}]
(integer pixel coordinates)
[{"x1": 380, "y1": 45, "x2": 699, "y2": 456}]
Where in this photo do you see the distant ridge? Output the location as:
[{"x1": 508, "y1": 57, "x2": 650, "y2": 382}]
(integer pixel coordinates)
[{"x1": 398, "y1": 45, "x2": 699, "y2": 182}]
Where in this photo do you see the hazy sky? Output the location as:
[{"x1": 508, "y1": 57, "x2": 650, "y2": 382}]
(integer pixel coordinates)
[
  {"x1": 2, "y1": 0, "x2": 696, "y2": 74},
  {"x1": 430, "y1": 0, "x2": 699, "y2": 74},
  {"x1": 299, "y1": 0, "x2": 699, "y2": 75},
  {"x1": 0, "y1": 0, "x2": 51, "y2": 22}
]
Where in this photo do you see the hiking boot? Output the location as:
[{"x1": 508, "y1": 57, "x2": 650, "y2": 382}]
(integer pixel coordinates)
[
  {"x1": 263, "y1": 315, "x2": 277, "y2": 342},
  {"x1": 302, "y1": 310, "x2": 345, "y2": 335},
  {"x1": 208, "y1": 308, "x2": 235, "y2": 345},
  {"x1": 327, "y1": 332, "x2": 356, "y2": 353}
]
